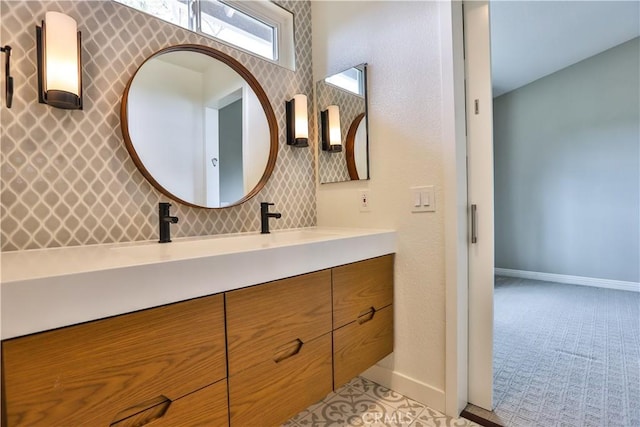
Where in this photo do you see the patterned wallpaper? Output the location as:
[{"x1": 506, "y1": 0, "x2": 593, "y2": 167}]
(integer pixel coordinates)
[
  {"x1": 316, "y1": 78, "x2": 366, "y2": 184},
  {"x1": 0, "y1": 0, "x2": 315, "y2": 251}
]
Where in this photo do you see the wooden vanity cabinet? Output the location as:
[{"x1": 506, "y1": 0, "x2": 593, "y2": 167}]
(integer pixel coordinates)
[
  {"x1": 1, "y1": 295, "x2": 227, "y2": 427},
  {"x1": 226, "y1": 270, "x2": 333, "y2": 426},
  {"x1": 1, "y1": 254, "x2": 394, "y2": 427},
  {"x1": 226, "y1": 270, "x2": 332, "y2": 375},
  {"x1": 333, "y1": 305, "x2": 394, "y2": 388},
  {"x1": 109, "y1": 380, "x2": 229, "y2": 427},
  {"x1": 111, "y1": 380, "x2": 229, "y2": 427},
  {"x1": 228, "y1": 333, "x2": 333, "y2": 426},
  {"x1": 333, "y1": 254, "x2": 394, "y2": 329},
  {"x1": 332, "y1": 254, "x2": 394, "y2": 389}
]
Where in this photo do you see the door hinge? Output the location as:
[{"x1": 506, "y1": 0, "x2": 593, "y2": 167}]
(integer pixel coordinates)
[{"x1": 474, "y1": 99, "x2": 479, "y2": 115}]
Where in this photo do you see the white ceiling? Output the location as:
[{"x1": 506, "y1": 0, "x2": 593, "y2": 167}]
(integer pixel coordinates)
[{"x1": 490, "y1": 1, "x2": 640, "y2": 97}]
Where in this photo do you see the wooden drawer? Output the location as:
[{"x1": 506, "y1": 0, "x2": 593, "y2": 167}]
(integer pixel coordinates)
[
  {"x1": 229, "y1": 333, "x2": 333, "y2": 427},
  {"x1": 111, "y1": 379, "x2": 228, "y2": 427},
  {"x1": 226, "y1": 269, "x2": 332, "y2": 375},
  {"x1": 2, "y1": 295, "x2": 226, "y2": 427},
  {"x1": 333, "y1": 254, "x2": 394, "y2": 329},
  {"x1": 333, "y1": 305, "x2": 394, "y2": 389}
]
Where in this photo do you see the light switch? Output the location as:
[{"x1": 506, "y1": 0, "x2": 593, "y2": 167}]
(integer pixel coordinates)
[
  {"x1": 410, "y1": 185, "x2": 436, "y2": 212},
  {"x1": 413, "y1": 191, "x2": 422, "y2": 207},
  {"x1": 421, "y1": 190, "x2": 431, "y2": 206}
]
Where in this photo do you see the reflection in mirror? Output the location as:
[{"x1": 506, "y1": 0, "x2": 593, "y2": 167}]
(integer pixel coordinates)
[
  {"x1": 121, "y1": 45, "x2": 277, "y2": 209},
  {"x1": 316, "y1": 64, "x2": 369, "y2": 183},
  {"x1": 345, "y1": 113, "x2": 367, "y2": 180}
]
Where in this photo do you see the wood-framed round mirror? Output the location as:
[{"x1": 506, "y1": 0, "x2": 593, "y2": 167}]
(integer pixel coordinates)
[
  {"x1": 345, "y1": 113, "x2": 367, "y2": 180},
  {"x1": 121, "y1": 44, "x2": 278, "y2": 209}
]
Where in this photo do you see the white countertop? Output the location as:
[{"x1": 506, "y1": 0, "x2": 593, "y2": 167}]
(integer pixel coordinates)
[{"x1": 1, "y1": 227, "x2": 396, "y2": 339}]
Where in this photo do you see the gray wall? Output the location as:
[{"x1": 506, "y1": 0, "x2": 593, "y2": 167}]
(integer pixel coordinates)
[
  {"x1": 219, "y1": 99, "x2": 244, "y2": 204},
  {"x1": 494, "y1": 37, "x2": 640, "y2": 283}
]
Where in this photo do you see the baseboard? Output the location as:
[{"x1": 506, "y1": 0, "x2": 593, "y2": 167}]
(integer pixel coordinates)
[
  {"x1": 361, "y1": 365, "x2": 446, "y2": 413},
  {"x1": 495, "y1": 268, "x2": 640, "y2": 293}
]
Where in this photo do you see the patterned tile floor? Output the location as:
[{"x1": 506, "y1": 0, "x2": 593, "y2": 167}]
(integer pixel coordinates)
[{"x1": 283, "y1": 376, "x2": 480, "y2": 427}]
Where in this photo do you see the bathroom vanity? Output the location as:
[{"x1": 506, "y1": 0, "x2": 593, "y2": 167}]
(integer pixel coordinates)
[{"x1": 1, "y1": 228, "x2": 395, "y2": 426}]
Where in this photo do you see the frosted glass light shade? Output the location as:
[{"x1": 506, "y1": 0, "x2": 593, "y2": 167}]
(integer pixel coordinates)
[
  {"x1": 286, "y1": 93, "x2": 309, "y2": 147},
  {"x1": 321, "y1": 105, "x2": 342, "y2": 153},
  {"x1": 37, "y1": 11, "x2": 82, "y2": 109},
  {"x1": 45, "y1": 12, "x2": 79, "y2": 95},
  {"x1": 293, "y1": 94, "x2": 308, "y2": 139},
  {"x1": 327, "y1": 105, "x2": 341, "y2": 147}
]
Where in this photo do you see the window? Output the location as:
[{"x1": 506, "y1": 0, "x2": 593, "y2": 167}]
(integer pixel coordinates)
[
  {"x1": 116, "y1": 0, "x2": 295, "y2": 70},
  {"x1": 325, "y1": 67, "x2": 365, "y2": 96}
]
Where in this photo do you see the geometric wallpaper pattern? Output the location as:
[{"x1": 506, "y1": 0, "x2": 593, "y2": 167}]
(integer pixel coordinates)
[
  {"x1": 0, "y1": 0, "x2": 315, "y2": 251},
  {"x1": 316, "y1": 75, "x2": 367, "y2": 184}
]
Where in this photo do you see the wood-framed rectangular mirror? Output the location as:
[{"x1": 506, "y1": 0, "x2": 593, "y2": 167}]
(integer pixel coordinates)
[{"x1": 316, "y1": 64, "x2": 369, "y2": 183}]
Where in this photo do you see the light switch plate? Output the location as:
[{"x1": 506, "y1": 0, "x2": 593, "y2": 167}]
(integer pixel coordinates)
[{"x1": 410, "y1": 185, "x2": 435, "y2": 212}]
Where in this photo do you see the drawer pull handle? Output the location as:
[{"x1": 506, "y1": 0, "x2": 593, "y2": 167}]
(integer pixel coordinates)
[
  {"x1": 273, "y1": 338, "x2": 304, "y2": 363},
  {"x1": 110, "y1": 395, "x2": 172, "y2": 427},
  {"x1": 357, "y1": 307, "x2": 376, "y2": 324}
]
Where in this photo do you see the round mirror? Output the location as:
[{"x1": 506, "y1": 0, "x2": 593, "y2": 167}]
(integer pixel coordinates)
[
  {"x1": 345, "y1": 113, "x2": 368, "y2": 180},
  {"x1": 121, "y1": 45, "x2": 277, "y2": 208}
]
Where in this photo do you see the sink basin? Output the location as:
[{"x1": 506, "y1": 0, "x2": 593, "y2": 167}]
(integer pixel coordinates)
[
  {"x1": 109, "y1": 229, "x2": 341, "y2": 259},
  {"x1": 1, "y1": 226, "x2": 396, "y2": 340}
]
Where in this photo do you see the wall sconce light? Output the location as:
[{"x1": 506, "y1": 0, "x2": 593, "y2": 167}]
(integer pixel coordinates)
[
  {"x1": 0, "y1": 45, "x2": 12, "y2": 108},
  {"x1": 321, "y1": 105, "x2": 342, "y2": 152},
  {"x1": 36, "y1": 11, "x2": 83, "y2": 110},
  {"x1": 286, "y1": 94, "x2": 309, "y2": 147}
]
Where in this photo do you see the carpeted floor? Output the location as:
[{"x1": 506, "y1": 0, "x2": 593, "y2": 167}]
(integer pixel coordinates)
[{"x1": 489, "y1": 276, "x2": 640, "y2": 427}]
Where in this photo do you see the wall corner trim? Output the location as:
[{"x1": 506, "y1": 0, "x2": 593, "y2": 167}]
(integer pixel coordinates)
[
  {"x1": 361, "y1": 365, "x2": 446, "y2": 414},
  {"x1": 495, "y1": 268, "x2": 640, "y2": 293}
]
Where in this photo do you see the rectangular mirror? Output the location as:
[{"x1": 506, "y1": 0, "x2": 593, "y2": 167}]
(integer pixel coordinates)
[{"x1": 316, "y1": 64, "x2": 369, "y2": 183}]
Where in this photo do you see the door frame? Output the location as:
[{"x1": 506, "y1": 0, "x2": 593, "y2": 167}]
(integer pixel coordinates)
[
  {"x1": 440, "y1": 0, "x2": 469, "y2": 417},
  {"x1": 442, "y1": 0, "x2": 495, "y2": 417},
  {"x1": 463, "y1": 0, "x2": 495, "y2": 411}
]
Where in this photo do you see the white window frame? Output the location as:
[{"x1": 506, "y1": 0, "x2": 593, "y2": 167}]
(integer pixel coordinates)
[
  {"x1": 325, "y1": 67, "x2": 365, "y2": 96},
  {"x1": 115, "y1": 0, "x2": 296, "y2": 71},
  {"x1": 221, "y1": 0, "x2": 295, "y2": 70}
]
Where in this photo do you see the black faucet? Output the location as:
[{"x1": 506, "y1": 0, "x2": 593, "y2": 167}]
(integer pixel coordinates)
[
  {"x1": 260, "y1": 202, "x2": 281, "y2": 234},
  {"x1": 159, "y1": 202, "x2": 179, "y2": 243}
]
